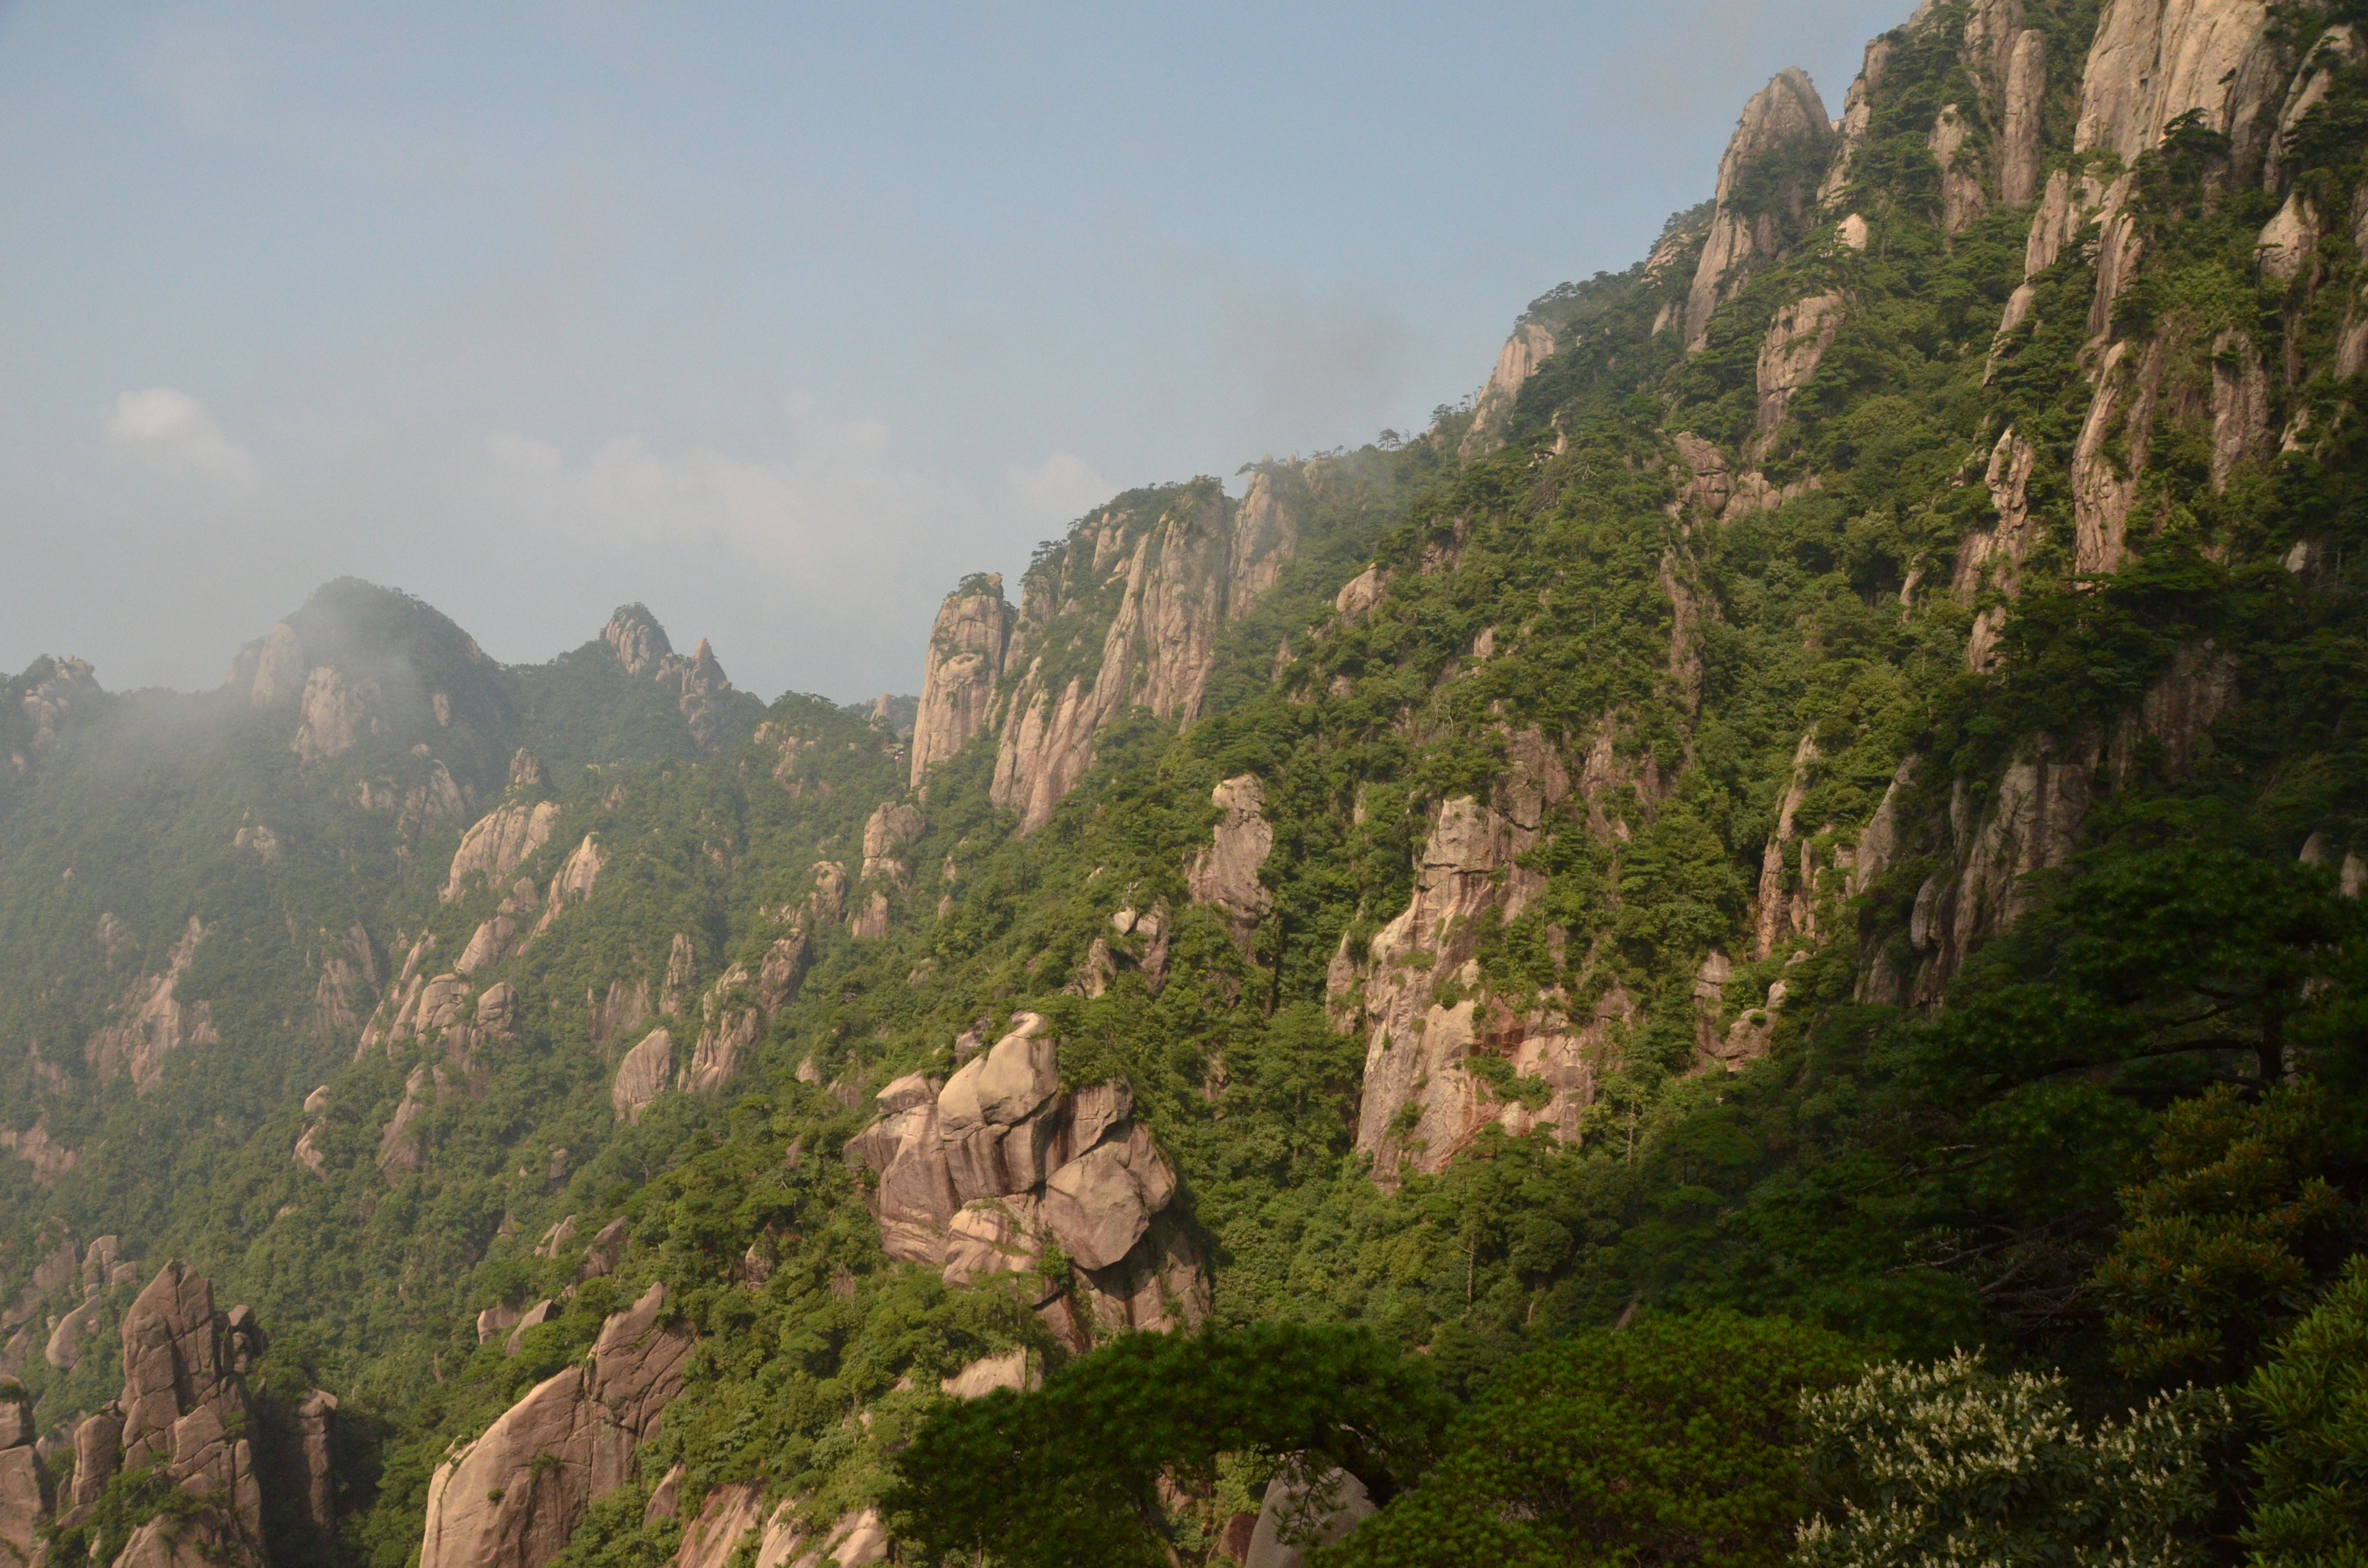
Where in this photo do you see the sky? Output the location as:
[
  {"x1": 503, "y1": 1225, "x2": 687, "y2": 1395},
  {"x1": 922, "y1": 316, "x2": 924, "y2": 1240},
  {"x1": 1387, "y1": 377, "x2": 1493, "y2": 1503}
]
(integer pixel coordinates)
[{"x1": 0, "y1": 1, "x2": 1912, "y2": 704}]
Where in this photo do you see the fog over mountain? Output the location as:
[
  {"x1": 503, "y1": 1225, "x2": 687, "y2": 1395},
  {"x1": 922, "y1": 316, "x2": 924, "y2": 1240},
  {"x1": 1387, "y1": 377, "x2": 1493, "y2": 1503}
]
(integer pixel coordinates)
[{"x1": 0, "y1": 2, "x2": 1902, "y2": 699}]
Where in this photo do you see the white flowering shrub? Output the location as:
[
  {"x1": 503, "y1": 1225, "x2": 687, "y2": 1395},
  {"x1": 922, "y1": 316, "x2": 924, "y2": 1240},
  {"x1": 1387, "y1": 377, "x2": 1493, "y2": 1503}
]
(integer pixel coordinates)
[{"x1": 1793, "y1": 1350, "x2": 2231, "y2": 1568}]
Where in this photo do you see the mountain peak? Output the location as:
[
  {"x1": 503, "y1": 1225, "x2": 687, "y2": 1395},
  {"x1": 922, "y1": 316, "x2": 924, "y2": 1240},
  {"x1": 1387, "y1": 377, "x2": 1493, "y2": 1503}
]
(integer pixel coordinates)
[{"x1": 603, "y1": 604, "x2": 673, "y2": 677}]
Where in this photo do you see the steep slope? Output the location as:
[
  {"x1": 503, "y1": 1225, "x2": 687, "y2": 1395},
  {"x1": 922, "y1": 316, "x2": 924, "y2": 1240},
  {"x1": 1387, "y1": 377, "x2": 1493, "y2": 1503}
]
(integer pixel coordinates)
[{"x1": 5, "y1": 0, "x2": 2368, "y2": 1563}]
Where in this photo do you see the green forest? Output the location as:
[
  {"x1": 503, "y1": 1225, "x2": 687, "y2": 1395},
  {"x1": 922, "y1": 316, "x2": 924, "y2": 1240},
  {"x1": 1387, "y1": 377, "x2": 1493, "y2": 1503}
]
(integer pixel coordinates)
[{"x1": 5, "y1": 1, "x2": 2368, "y2": 1564}]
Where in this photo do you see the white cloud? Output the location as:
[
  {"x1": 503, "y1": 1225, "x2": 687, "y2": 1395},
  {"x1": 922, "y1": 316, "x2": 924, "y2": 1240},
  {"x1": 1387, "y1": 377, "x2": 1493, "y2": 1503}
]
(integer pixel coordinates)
[
  {"x1": 104, "y1": 388, "x2": 259, "y2": 487},
  {"x1": 1005, "y1": 452, "x2": 1115, "y2": 526}
]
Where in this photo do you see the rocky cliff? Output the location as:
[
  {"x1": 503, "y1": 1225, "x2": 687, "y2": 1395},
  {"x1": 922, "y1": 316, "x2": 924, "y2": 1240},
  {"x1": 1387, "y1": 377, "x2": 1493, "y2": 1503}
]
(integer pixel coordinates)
[
  {"x1": 418, "y1": 1284, "x2": 689, "y2": 1568},
  {"x1": 910, "y1": 470, "x2": 1314, "y2": 832},
  {"x1": 2, "y1": 1262, "x2": 334, "y2": 1568},
  {"x1": 847, "y1": 1015, "x2": 1206, "y2": 1345},
  {"x1": 4, "y1": 1, "x2": 2366, "y2": 1564}
]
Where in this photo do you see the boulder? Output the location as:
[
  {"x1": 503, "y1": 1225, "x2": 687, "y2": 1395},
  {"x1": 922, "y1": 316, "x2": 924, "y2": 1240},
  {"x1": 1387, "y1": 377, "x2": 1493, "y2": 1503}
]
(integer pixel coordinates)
[
  {"x1": 937, "y1": 1014, "x2": 1055, "y2": 1134},
  {"x1": 1244, "y1": 1467, "x2": 1375, "y2": 1568},
  {"x1": 1042, "y1": 1125, "x2": 1177, "y2": 1271},
  {"x1": 941, "y1": 1349, "x2": 1035, "y2": 1400},
  {"x1": 503, "y1": 1300, "x2": 558, "y2": 1358},
  {"x1": 850, "y1": 1028, "x2": 1203, "y2": 1335},
  {"x1": 45, "y1": 1293, "x2": 104, "y2": 1369}
]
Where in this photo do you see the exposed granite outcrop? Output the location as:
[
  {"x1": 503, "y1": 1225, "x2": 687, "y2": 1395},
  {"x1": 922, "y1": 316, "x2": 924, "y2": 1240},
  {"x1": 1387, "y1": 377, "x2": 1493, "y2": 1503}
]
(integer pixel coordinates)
[
  {"x1": 603, "y1": 607, "x2": 746, "y2": 753},
  {"x1": 1185, "y1": 775, "x2": 1274, "y2": 956},
  {"x1": 26, "y1": 1264, "x2": 340, "y2": 1568},
  {"x1": 909, "y1": 578, "x2": 1015, "y2": 788},
  {"x1": 612, "y1": 1029, "x2": 675, "y2": 1124},
  {"x1": 860, "y1": 803, "x2": 924, "y2": 887},
  {"x1": 16, "y1": 655, "x2": 103, "y2": 749},
  {"x1": 1340, "y1": 732, "x2": 1628, "y2": 1186},
  {"x1": 0, "y1": 1385, "x2": 47, "y2": 1565},
  {"x1": 917, "y1": 471, "x2": 1308, "y2": 829},
  {"x1": 1683, "y1": 69, "x2": 1834, "y2": 350},
  {"x1": 847, "y1": 1016, "x2": 1206, "y2": 1344},
  {"x1": 2076, "y1": 0, "x2": 2284, "y2": 178},
  {"x1": 1243, "y1": 1467, "x2": 1375, "y2": 1568},
  {"x1": 419, "y1": 1283, "x2": 691, "y2": 1568},
  {"x1": 1226, "y1": 470, "x2": 1304, "y2": 613},
  {"x1": 443, "y1": 799, "x2": 563, "y2": 904},
  {"x1": 1752, "y1": 293, "x2": 1847, "y2": 453},
  {"x1": 85, "y1": 916, "x2": 218, "y2": 1094},
  {"x1": 1457, "y1": 320, "x2": 1559, "y2": 460}
]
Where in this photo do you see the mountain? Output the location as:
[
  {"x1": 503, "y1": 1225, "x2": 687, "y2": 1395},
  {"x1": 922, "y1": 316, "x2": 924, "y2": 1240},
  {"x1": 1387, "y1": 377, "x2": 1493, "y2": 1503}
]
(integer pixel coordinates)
[{"x1": 6, "y1": 0, "x2": 2368, "y2": 1563}]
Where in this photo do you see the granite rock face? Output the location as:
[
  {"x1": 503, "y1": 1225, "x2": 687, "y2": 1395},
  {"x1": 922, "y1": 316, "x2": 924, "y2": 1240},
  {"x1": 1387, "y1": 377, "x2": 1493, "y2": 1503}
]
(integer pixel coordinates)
[
  {"x1": 418, "y1": 1284, "x2": 691, "y2": 1568},
  {"x1": 1683, "y1": 68, "x2": 1833, "y2": 350},
  {"x1": 21, "y1": 1264, "x2": 340, "y2": 1568},
  {"x1": 1457, "y1": 318, "x2": 1560, "y2": 460},
  {"x1": 909, "y1": 578, "x2": 1016, "y2": 789},
  {"x1": 1185, "y1": 775, "x2": 1275, "y2": 956},
  {"x1": 603, "y1": 607, "x2": 746, "y2": 753},
  {"x1": 0, "y1": 1386, "x2": 46, "y2": 1567},
  {"x1": 914, "y1": 471, "x2": 1310, "y2": 831},
  {"x1": 848, "y1": 1016, "x2": 1206, "y2": 1345},
  {"x1": 612, "y1": 1029, "x2": 675, "y2": 1123},
  {"x1": 85, "y1": 916, "x2": 218, "y2": 1095}
]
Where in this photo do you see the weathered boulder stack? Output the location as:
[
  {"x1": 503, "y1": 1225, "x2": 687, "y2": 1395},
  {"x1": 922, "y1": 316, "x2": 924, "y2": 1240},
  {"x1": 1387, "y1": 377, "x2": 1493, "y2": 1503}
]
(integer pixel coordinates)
[
  {"x1": 11, "y1": 1263, "x2": 338, "y2": 1568},
  {"x1": 847, "y1": 1015, "x2": 1206, "y2": 1344}
]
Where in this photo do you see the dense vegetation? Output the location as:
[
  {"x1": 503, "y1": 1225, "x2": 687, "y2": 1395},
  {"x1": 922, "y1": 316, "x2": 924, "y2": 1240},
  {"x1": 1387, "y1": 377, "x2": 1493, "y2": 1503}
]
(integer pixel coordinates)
[{"x1": 5, "y1": 0, "x2": 2368, "y2": 1562}]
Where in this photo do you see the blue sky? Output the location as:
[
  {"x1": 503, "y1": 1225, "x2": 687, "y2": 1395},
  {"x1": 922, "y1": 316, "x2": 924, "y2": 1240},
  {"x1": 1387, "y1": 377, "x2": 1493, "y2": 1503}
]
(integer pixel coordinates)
[{"x1": 0, "y1": 1, "x2": 1910, "y2": 701}]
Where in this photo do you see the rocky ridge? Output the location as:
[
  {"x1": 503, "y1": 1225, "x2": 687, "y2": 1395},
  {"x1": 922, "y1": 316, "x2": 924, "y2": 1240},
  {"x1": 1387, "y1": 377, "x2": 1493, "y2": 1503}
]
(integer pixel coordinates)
[{"x1": 910, "y1": 473, "x2": 1309, "y2": 831}]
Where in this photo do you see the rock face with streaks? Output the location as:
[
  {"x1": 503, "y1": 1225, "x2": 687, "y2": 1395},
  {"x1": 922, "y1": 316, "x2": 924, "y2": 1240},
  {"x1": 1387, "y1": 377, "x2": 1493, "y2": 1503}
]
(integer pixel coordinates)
[
  {"x1": 1458, "y1": 319, "x2": 1561, "y2": 459},
  {"x1": 1186, "y1": 775, "x2": 1276, "y2": 955},
  {"x1": 1683, "y1": 69, "x2": 1834, "y2": 350},
  {"x1": 1335, "y1": 731, "x2": 1638, "y2": 1188},
  {"x1": 847, "y1": 1015, "x2": 1206, "y2": 1344},
  {"x1": 0, "y1": 1385, "x2": 47, "y2": 1566},
  {"x1": 909, "y1": 577, "x2": 1017, "y2": 788},
  {"x1": 1752, "y1": 293, "x2": 1848, "y2": 453},
  {"x1": 85, "y1": 916, "x2": 218, "y2": 1094},
  {"x1": 443, "y1": 797, "x2": 563, "y2": 904},
  {"x1": 914, "y1": 469, "x2": 1312, "y2": 829},
  {"x1": 602, "y1": 606, "x2": 749, "y2": 753},
  {"x1": 418, "y1": 1283, "x2": 691, "y2": 1568}
]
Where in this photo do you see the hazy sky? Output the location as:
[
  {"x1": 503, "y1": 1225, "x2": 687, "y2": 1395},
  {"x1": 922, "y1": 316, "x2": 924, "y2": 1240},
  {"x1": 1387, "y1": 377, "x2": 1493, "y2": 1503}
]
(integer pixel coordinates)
[{"x1": 0, "y1": 1, "x2": 1910, "y2": 703}]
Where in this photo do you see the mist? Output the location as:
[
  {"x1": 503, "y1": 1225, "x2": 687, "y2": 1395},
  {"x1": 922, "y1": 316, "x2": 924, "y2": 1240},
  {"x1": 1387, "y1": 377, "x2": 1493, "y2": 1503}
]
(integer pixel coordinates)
[{"x1": 0, "y1": 0, "x2": 1909, "y2": 704}]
